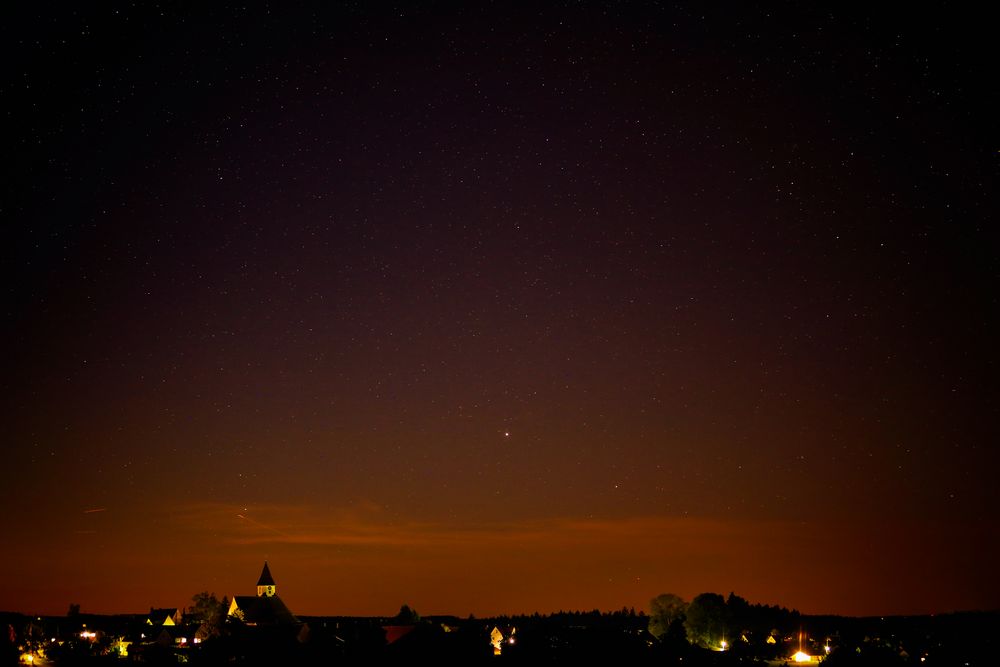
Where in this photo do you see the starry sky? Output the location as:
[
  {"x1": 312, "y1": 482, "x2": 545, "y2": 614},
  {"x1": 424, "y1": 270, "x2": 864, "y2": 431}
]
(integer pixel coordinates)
[{"x1": 2, "y1": 3, "x2": 997, "y2": 618}]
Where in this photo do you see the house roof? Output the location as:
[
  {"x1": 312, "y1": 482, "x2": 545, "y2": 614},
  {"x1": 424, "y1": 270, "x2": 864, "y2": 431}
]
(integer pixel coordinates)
[
  {"x1": 257, "y1": 561, "x2": 275, "y2": 587},
  {"x1": 147, "y1": 608, "x2": 179, "y2": 625},
  {"x1": 383, "y1": 624, "x2": 417, "y2": 645}
]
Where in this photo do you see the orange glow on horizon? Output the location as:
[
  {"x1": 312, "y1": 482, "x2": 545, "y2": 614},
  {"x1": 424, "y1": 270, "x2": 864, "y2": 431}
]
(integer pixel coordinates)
[{"x1": 0, "y1": 503, "x2": 994, "y2": 617}]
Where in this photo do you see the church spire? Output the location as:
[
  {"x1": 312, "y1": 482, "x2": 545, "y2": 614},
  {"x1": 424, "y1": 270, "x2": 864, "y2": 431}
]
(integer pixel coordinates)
[{"x1": 256, "y1": 561, "x2": 276, "y2": 597}]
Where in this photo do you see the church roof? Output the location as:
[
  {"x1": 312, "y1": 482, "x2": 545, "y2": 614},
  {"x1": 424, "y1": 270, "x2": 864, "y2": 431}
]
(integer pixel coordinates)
[
  {"x1": 230, "y1": 595, "x2": 299, "y2": 626},
  {"x1": 257, "y1": 561, "x2": 275, "y2": 586}
]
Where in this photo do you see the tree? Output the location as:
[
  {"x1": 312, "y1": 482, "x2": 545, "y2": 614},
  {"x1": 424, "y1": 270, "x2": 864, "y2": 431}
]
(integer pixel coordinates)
[
  {"x1": 684, "y1": 592, "x2": 728, "y2": 649},
  {"x1": 190, "y1": 592, "x2": 227, "y2": 623},
  {"x1": 725, "y1": 592, "x2": 751, "y2": 637},
  {"x1": 190, "y1": 592, "x2": 228, "y2": 640},
  {"x1": 648, "y1": 593, "x2": 687, "y2": 641},
  {"x1": 67, "y1": 603, "x2": 81, "y2": 617},
  {"x1": 393, "y1": 604, "x2": 420, "y2": 624}
]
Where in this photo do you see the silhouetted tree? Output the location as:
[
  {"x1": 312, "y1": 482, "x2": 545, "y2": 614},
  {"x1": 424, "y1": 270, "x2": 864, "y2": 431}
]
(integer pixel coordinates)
[
  {"x1": 67, "y1": 602, "x2": 81, "y2": 617},
  {"x1": 393, "y1": 604, "x2": 420, "y2": 624},
  {"x1": 648, "y1": 593, "x2": 687, "y2": 641},
  {"x1": 189, "y1": 591, "x2": 224, "y2": 623},
  {"x1": 684, "y1": 592, "x2": 728, "y2": 648}
]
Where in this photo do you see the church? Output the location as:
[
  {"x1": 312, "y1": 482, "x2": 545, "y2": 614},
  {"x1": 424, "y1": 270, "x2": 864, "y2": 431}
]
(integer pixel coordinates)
[{"x1": 227, "y1": 561, "x2": 300, "y2": 626}]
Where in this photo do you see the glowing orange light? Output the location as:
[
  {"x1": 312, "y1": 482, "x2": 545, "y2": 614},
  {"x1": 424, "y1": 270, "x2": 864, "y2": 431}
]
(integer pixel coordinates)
[{"x1": 793, "y1": 650, "x2": 812, "y2": 662}]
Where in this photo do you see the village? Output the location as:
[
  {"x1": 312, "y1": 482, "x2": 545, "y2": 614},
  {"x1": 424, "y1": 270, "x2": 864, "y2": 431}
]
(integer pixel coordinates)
[{"x1": 4, "y1": 562, "x2": 994, "y2": 665}]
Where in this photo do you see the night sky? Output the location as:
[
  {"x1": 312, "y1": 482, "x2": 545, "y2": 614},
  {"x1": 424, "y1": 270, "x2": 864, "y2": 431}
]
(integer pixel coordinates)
[{"x1": 3, "y1": 3, "x2": 997, "y2": 618}]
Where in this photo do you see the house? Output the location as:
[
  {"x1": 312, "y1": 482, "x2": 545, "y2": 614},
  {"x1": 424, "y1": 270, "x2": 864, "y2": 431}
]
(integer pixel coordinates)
[
  {"x1": 490, "y1": 625, "x2": 516, "y2": 655},
  {"x1": 147, "y1": 625, "x2": 192, "y2": 647}
]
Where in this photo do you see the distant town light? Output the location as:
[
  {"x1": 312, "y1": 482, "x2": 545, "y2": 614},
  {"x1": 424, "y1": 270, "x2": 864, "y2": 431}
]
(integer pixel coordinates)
[{"x1": 793, "y1": 650, "x2": 812, "y2": 662}]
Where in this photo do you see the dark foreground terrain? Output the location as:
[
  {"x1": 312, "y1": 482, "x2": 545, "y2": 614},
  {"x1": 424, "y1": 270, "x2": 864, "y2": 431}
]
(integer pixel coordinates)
[{"x1": 3, "y1": 609, "x2": 997, "y2": 665}]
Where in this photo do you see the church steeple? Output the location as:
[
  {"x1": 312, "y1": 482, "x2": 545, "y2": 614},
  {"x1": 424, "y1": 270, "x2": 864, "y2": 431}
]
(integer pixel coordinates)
[{"x1": 256, "y1": 561, "x2": 276, "y2": 597}]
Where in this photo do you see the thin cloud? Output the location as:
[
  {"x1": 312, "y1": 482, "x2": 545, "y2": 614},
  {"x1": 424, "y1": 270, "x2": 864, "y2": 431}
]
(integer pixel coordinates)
[{"x1": 169, "y1": 501, "x2": 798, "y2": 555}]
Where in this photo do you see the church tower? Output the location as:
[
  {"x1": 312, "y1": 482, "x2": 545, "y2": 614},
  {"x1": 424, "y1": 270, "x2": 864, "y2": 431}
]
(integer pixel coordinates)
[{"x1": 256, "y1": 560, "x2": 276, "y2": 597}]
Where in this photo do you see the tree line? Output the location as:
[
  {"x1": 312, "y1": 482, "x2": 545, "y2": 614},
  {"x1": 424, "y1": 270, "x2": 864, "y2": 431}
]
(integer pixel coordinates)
[{"x1": 648, "y1": 591, "x2": 800, "y2": 650}]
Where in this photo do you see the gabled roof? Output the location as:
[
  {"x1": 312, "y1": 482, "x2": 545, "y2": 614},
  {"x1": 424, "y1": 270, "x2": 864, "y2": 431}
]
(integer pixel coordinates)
[
  {"x1": 147, "y1": 608, "x2": 180, "y2": 625},
  {"x1": 150, "y1": 625, "x2": 190, "y2": 642},
  {"x1": 257, "y1": 561, "x2": 275, "y2": 587}
]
